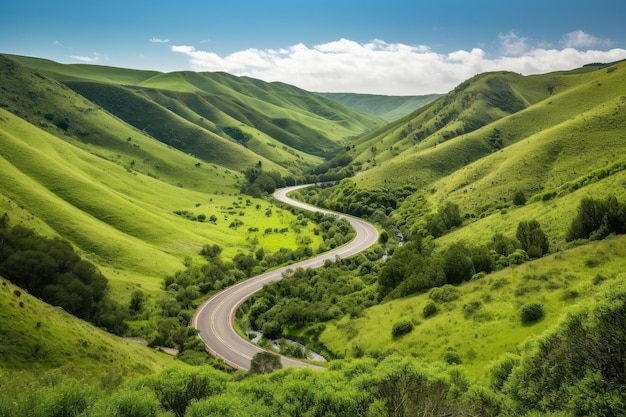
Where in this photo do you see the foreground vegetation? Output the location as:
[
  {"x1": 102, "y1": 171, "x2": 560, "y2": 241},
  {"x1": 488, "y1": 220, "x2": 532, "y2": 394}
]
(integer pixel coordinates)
[{"x1": 2, "y1": 278, "x2": 624, "y2": 416}]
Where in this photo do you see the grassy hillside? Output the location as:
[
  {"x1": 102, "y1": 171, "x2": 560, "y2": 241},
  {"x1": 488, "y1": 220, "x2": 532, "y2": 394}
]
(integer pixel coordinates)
[
  {"x1": 318, "y1": 92, "x2": 443, "y2": 121},
  {"x1": 0, "y1": 56, "x2": 325, "y2": 298},
  {"x1": 271, "y1": 61, "x2": 626, "y2": 390},
  {"x1": 0, "y1": 276, "x2": 180, "y2": 379},
  {"x1": 349, "y1": 63, "x2": 625, "y2": 189},
  {"x1": 321, "y1": 234, "x2": 626, "y2": 380},
  {"x1": 7, "y1": 54, "x2": 384, "y2": 170}
]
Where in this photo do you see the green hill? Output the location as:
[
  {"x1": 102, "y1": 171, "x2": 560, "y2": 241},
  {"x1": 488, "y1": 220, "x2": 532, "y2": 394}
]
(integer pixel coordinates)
[
  {"x1": 262, "y1": 61, "x2": 626, "y2": 394},
  {"x1": 0, "y1": 55, "x2": 324, "y2": 296},
  {"x1": 318, "y1": 92, "x2": 443, "y2": 121},
  {"x1": 7, "y1": 54, "x2": 384, "y2": 169},
  {"x1": 2, "y1": 51, "x2": 626, "y2": 416},
  {"x1": 0, "y1": 276, "x2": 179, "y2": 379},
  {"x1": 349, "y1": 63, "x2": 626, "y2": 190}
]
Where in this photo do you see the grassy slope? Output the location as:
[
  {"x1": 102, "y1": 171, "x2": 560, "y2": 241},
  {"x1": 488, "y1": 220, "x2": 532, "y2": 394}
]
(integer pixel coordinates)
[
  {"x1": 351, "y1": 64, "x2": 624, "y2": 188},
  {"x1": 318, "y1": 92, "x2": 443, "y2": 121},
  {"x1": 318, "y1": 62, "x2": 626, "y2": 381},
  {"x1": 322, "y1": 235, "x2": 626, "y2": 381},
  {"x1": 0, "y1": 276, "x2": 181, "y2": 380},
  {"x1": 0, "y1": 57, "x2": 324, "y2": 296},
  {"x1": 8, "y1": 54, "x2": 384, "y2": 168}
]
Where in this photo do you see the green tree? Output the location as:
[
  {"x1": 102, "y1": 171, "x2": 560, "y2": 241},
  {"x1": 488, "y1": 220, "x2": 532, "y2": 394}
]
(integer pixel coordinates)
[
  {"x1": 129, "y1": 290, "x2": 145, "y2": 314},
  {"x1": 516, "y1": 220, "x2": 549, "y2": 258},
  {"x1": 250, "y1": 351, "x2": 283, "y2": 374},
  {"x1": 443, "y1": 243, "x2": 475, "y2": 283}
]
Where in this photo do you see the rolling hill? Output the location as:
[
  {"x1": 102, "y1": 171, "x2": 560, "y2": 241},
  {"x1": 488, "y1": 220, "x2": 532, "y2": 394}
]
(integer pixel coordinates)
[
  {"x1": 6, "y1": 54, "x2": 384, "y2": 170},
  {"x1": 350, "y1": 62, "x2": 626, "y2": 191},
  {"x1": 318, "y1": 92, "x2": 443, "y2": 121}
]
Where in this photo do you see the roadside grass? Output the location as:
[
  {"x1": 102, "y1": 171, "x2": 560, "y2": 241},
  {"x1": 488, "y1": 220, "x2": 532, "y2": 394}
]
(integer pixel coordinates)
[
  {"x1": 320, "y1": 234, "x2": 626, "y2": 382},
  {"x1": 0, "y1": 277, "x2": 182, "y2": 381}
]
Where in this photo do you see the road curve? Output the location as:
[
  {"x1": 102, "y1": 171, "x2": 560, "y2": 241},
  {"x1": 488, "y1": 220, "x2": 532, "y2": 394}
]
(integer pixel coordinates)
[{"x1": 191, "y1": 184, "x2": 379, "y2": 370}]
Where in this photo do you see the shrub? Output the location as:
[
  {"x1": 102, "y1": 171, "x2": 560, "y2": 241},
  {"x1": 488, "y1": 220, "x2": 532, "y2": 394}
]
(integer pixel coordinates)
[
  {"x1": 443, "y1": 350, "x2": 462, "y2": 365},
  {"x1": 249, "y1": 352, "x2": 283, "y2": 374},
  {"x1": 507, "y1": 249, "x2": 529, "y2": 265},
  {"x1": 567, "y1": 196, "x2": 626, "y2": 241},
  {"x1": 429, "y1": 284, "x2": 461, "y2": 302},
  {"x1": 463, "y1": 301, "x2": 482, "y2": 318},
  {"x1": 391, "y1": 319, "x2": 414, "y2": 338},
  {"x1": 490, "y1": 354, "x2": 520, "y2": 391},
  {"x1": 423, "y1": 301, "x2": 438, "y2": 318},
  {"x1": 513, "y1": 191, "x2": 526, "y2": 206},
  {"x1": 520, "y1": 303, "x2": 544, "y2": 324}
]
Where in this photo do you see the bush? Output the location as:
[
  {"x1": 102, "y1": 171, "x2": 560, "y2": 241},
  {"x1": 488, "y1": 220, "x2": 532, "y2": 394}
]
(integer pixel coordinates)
[
  {"x1": 513, "y1": 191, "x2": 526, "y2": 206},
  {"x1": 429, "y1": 284, "x2": 461, "y2": 302},
  {"x1": 391, "y1": 319, "x2": 414, "y2": 338},
  {"x1": 423, "y1": 301, "x2": 438, "y2": 318},
  {"x1": 443, "y1": 350, "x2": 462, "y2": 365},
  {"x1": 567, "y1": 196, "x2": 626, "y2": 241},
  {"x1": 520, "y1": 303, "x2": 544, "y2": 324},
  {"x1": 249, "y1": 352, "x2": 283, "y2": 374},
  {"x1": 490, "y1": 355, "x2": 520, "y2": 391}
]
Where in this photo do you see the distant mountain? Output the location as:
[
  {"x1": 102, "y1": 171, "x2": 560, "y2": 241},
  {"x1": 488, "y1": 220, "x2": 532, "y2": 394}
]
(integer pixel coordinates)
[{"x1": 317, "y1": 92, "x2": 442, "y2": 121}]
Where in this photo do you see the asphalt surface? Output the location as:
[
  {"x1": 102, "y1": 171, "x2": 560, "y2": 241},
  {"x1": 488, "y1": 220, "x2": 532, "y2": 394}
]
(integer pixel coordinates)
[{"x1": 191, "y1": 184, "x2": 379, "y2": 370}]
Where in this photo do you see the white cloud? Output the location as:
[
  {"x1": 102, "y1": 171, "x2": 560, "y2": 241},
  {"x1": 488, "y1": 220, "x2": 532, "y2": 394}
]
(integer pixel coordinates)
[
  {"x1": 150, "y1": 38, "x2": 170, "y2": 43},
  {"x1": 70, "y1": 54, "x2": 99, "y2": 63},
  {"x1": 561, "y1": 30, "x2": 610, "y2": 48},
  {"x1": 499, "y1": 31, "x2": 529, "y2": 55},
  {"x1": 171, "y1": 33, "x2": 626, "y2": 95}
]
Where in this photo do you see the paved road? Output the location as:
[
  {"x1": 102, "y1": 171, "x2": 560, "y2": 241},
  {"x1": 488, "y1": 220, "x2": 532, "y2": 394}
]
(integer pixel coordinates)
[{"x1": 191, "y1": 184, "x2": 379, "y2": 370}]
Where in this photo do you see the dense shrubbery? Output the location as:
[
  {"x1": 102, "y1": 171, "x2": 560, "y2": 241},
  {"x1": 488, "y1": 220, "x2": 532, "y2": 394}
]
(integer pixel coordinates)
[
  {"x1": 503, "y1": 281, "x2": 626, "y2": 416},
  {"x1": 516, "y1": 220, "x2": 549, "y2": 258},
  {"x1": 567, "y1": 195, "x2": 626, "y2": 241},
  {"x1": 244, "y1": 250, "x2": 380, "y2": 347},
  {"x1": 0, "y1": 215, "x2": 127, "y2": 333},
  {"x1": 0, "y1": 355, "x2": 486, "y2": 417},
  {"x1": 297, "y1": 179, "x2": 416, "y2": 220}
]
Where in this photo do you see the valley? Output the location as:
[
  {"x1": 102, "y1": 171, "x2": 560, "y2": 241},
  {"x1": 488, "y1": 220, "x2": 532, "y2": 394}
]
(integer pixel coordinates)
[{"x1": 0, "y1": 53, "x2": 625, "y2": 416}]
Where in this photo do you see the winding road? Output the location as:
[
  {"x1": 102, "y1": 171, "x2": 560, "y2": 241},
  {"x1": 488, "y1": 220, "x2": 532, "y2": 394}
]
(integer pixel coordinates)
[{"x1": 191, "y1": 184, "x2": 379, "y2": 370}]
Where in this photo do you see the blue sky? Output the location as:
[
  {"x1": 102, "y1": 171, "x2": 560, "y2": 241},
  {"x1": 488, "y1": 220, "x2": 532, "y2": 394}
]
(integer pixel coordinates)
[{"x1": 2, "y1": 0, "x2": 626, "y2": 94}]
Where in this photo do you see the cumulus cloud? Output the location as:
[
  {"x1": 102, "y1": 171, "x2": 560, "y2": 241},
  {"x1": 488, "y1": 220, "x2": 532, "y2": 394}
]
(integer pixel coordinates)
[
  {"x1": 499, "y1": 31, "x2": 529, "y2": 55},
  {"x1": 171, "y1": 32, "x2": 626, "y2": 95},
  {"x1": 150, "y1": 38, "x2": 170, "y2": 43},
  {"x1": 561, "y1": 30, "x2": 610, "y2": 48}
]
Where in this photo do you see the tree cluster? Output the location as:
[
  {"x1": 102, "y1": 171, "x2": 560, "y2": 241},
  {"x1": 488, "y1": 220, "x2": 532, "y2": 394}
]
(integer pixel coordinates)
[
  {"x1": 245, "y1": 252, "x2": 379, "y2": 344},
  {"x1": 0, "y1": 215, "x2": 126, "y2": 333},
  {"x1": 501, "y1": 281, "x2": 626, "y2": 416},
  {"x1": 567, "y1": 195, "x2": 626, "y2": 241}
]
